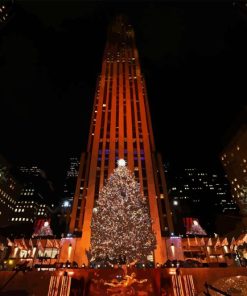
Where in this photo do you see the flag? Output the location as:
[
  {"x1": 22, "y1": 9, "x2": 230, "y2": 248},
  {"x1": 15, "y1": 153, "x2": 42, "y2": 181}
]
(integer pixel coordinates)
[
  {"x1": 230, "y1": 237, "x2": 236, "y2": 250},
  {"x1": 221, "y1": 237, "x2": 228, "y2": 246},
  {"x1": 214, "y1": 237, "x2": 221, "y2": 250},
  {"x1": 21, "y1": 238, "x2": 28, "y2": 250},
  {"x1": 7, "y1": 238, "x2": 13, "y2": 246},
  {"x1": 200, "y1": 237, "x2": 205, "y2": 246},
  {"x1": 37, "y1": 239, "x2": 44, "y2": 253},
  {"x1": 54, "y1": 239, "x2": 60, "y2": 249},
  {"x1": 207, "y1": 238, "x2": 212, "y2": 246},
  {"x1": 14, "y1": 239, "x2": 22, "y2": 250},
  {"x1": 29, "y1": 239, "x2": 33, "y2": 249},
  {"x1": 46, "y1": 239, "x2": 54, "y2": 248},
  {"x1": 59, "y1": 238, "x2": 65, "y2": 248}
]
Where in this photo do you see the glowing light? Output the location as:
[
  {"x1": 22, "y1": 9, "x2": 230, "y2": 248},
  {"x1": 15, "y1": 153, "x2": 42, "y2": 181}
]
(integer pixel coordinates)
[
  {"x1": 171, "y1": 243, "x2": 175, "y2": 257},
  {"x1": 68, "y1": 243, "x2": 72, "y2": 260},
  {"x1": 13, "y1": 247, "x2": 18, "y2": 257},
  {"x1": 193, "y1": 220, "x2": 199, "y2": 226},
  {"x1": 44, "y1": 221, "x2": 49, "y2": 227},
  {"x1": 63, "y1": 201, "x2": 70, "y2": 207},
  {"x1": 173, "y1": 200, "x2": 178, "y2": 206},
  {"x1": 32, "y1": 247, "x2": 37, "y2": 257},
  {"x1": 117, "y1": 159, "x2": 126, "y2": 167}
]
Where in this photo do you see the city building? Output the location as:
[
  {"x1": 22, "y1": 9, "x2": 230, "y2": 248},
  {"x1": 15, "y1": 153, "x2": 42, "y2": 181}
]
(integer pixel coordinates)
[
  {"x1": 220, "y1": 107, "x2": 247, "y2": 235},
  {"x1": 47, "y1": 157, "x2": 81, "y2": 237},
  {"x1": 221, "y1": 106, "x2": 247, "y2": 227},
  {"x1": 0, "y1": 155, "x2": 20, "y2": 229},
  {"x1": 63, "y1": 157, "x2": 80, "y2": 210},
  {"x1": 8, "y1": 165, "x2": 55, "y2": 236},
  {"x1": 167, "y1": 167, "x2": 238, "y2": 235},
  {"x1": 69, "y1": 15, "x2": 174, "y2": 264},
  {"x1": 0, "y1": 15, "x2": 247, "y2": 296}
]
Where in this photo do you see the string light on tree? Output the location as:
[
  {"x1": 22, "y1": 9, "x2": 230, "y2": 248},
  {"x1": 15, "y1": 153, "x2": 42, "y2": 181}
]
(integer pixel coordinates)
[
  {"x1": 187, "y1": 219, "x2": 207, "y2": 236},
  {"x1": 90, "y1": 160, "x2": 156, "y2": 264}
]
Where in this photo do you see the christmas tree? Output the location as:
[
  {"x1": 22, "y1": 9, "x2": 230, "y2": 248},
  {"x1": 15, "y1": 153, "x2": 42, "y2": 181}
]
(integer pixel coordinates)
[
  {"x1": 33, "y1": 221, "x2": 53, "y2": 237},
  {"x1": 90, "y1": 159, "x2": 156, "y2": 264},
  {"x1": 187, "y1": 219, "x2": 207, "y2": 236}
]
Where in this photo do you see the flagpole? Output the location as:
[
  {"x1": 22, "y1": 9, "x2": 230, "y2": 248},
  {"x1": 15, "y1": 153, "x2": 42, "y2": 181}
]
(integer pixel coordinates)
[{"x1": 50, "y1": 239, "x2": 53, "y2": 268}]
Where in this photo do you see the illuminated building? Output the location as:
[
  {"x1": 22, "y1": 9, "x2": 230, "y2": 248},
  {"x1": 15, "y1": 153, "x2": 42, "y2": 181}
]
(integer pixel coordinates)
[
  {"x1": 0, "y1": 155, "x2": 20, "y2": 228},
  {"x1": 69, "y1": 16, "x2": 173, "y2": 264},
  {"x1": 167, "y1": 167, "x2": 238, "y2": 234},
  {"x1": 8, "y1": 165, "x2": 54, "y2": 235},
  {"x1": 221, "y1": 107, "x2": 247, "y2": 223},
  {"x1": 63, "y1": 157, "x2": 80, "y2": 209}
]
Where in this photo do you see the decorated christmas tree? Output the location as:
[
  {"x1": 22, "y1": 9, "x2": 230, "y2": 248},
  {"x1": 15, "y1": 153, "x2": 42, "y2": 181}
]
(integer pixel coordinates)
[
  {"x1": 33, "y1": 220, "x2": 53, "y2": 237},
  {"x1": 187, "y1": 219, "x2": 207, "y2": 236},
  {"x1": 90, "y1": 159, "x2": 156, "y2": 264}
]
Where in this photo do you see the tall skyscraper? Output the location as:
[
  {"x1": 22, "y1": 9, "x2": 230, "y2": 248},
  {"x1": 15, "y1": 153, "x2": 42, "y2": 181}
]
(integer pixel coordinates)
[
  {"x1": 70, "y1": 16, "x2": 173, "y2": 263},
  {"x1": 0, "y1": 154, "x2": 20, "y2": 228},
  {"x1": 221, "y1": 107, "x2": 247, "y2": 225}
]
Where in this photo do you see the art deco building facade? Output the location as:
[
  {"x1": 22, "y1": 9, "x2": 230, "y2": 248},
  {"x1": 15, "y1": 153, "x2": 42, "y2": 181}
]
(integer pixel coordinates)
[{"x1": 69, "y1": 16, "x2": 173, "y2": 263}]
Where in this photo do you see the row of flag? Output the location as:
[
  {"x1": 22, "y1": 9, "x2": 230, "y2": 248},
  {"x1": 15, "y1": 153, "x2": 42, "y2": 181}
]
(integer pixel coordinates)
[
  {"x1": 186, "y1": 235, "x2": 247, "y2": 249},
  {"x1": 5, "y1": 238, "x2": 63, "y2": 252}
]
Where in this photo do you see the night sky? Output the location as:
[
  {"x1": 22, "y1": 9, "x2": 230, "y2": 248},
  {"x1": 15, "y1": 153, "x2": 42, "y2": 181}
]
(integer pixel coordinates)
[{"x1": 0, "y1": 1, "x2": 246, "y2": 198}]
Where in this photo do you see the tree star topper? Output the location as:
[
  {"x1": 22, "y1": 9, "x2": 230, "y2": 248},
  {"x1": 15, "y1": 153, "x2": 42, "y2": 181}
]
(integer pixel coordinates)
[{"x1": 117, "y1": 159, "x2": 126, "y2": 167}]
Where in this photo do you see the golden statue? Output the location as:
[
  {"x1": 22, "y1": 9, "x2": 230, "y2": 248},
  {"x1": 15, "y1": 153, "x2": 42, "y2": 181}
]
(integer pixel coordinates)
[{"x1": 104, "y1": 272, "x2": 148, "y2": 295}]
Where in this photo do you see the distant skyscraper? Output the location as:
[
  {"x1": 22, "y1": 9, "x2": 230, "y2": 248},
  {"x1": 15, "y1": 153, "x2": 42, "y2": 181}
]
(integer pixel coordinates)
[
  {"x1": 70, "y1": 16, "x2": 173, "y2": 263},
  {"x1": 0, "y1": 155, "x2": 20, "y2": 228},
  {"x1": 63, "y1": 157, "x2": 80, "y2": 207},
  {"x1": 221, "y1": 107, "x2": 247, "y2": 224},
  {"x1": 8, "y1": 165, "x2": 54, "y2": 234},
  {"x1": 167, "y1": 167, "x2": 238, "y2": 234}
]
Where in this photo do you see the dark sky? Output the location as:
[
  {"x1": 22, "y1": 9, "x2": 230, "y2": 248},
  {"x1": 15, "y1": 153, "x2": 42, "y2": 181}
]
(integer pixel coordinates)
[{"x1": 0, "y1": 1, "x2": 246, "y2": 197}]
